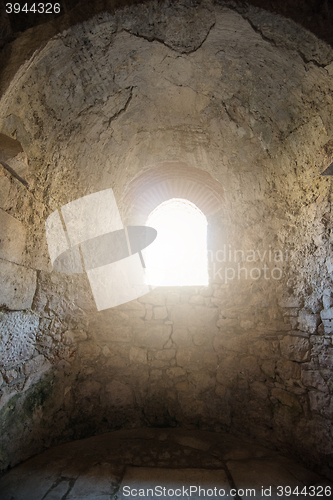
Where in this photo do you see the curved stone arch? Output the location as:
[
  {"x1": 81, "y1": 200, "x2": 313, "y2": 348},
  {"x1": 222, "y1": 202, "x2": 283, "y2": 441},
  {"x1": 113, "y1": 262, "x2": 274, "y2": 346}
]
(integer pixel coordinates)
[{"x1": 123, "y1": 161, "x2": 224, "y2": 224}]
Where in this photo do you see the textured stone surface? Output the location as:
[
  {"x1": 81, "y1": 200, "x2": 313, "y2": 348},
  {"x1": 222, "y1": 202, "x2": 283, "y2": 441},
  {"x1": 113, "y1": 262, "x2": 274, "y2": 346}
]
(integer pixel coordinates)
[
  {"x1": 0, "y1": 259, "x2": 36, "y2": 310},
  {"x1": 0, "y1": 0, "x2": 333, "y2": 482},
  {"x1": 0, "y1": 311, "x2": 39, "y2": 369},
  {"x1": 0, "y1": 209, "x2": 26, "y2": 264},
  {"x1": 298, "y1": 310, "x2": 320, "y2": 334},
  {"x1": 280, "y1": 335, "x2": 310, "y2": 363},
  {"x1": 0, "y1": 428, "x2": 331, "y2": 499}
]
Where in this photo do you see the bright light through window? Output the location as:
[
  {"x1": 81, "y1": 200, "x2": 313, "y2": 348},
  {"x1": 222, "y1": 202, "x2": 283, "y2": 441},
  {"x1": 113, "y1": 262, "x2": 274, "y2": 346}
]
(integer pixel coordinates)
[{"x1": 144, "y1": 198, "x2": 208, "y2": 286}]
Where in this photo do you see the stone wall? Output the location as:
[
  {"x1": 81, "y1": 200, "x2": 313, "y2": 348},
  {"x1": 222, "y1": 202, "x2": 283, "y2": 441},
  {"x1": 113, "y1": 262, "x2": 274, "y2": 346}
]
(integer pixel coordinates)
[{"x1": 0, "y1": 0, "x2": 333, "y2": 480}]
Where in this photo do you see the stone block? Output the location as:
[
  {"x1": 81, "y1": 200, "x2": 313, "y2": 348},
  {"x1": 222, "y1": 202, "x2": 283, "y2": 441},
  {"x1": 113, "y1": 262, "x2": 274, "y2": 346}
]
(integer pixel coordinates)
[
  {"x1": 320, "y1": 308, "x2": 333, "y2": 320},
  {"x1": 0, "y1": 311, "x2": 39, "y2": 368},
  {"x1": 175, "y1": 381, "x2": 189, "y2": 391},
  {"x1": 77, "y1": 380, "x2": 102, "y2": 401},
  {"x1": 298, "y1": 310, "x2": 320, "y2": 333},
  {"x1": 289, "y1": 329, "x2": 309, "y2": 338},
  {"x1": 249, "y1": 339, "x2": 277, "y2": 360},
  {"x1": 129, "y1": 347, "x2": 147, "y2": 364},
  {"x1": 199, "y1": 285, "x2": 213, "y2": 297},
  {"x1": 283, "y1": 308, "x2": 299, "y2": 317},
  {"x1": 72, "y1": 329, "x2": 88, "y2": 342},
  {"x1": 149, "y1": 369, "x2": 163, "y2": 381},
  {"x1": 216, "y1": 356, "x2": 240, "y2": 384},
  {"x1": 216, "y1": 318, "x2": 238, "y2": 328},
  {"x1": 4, "y1": 369, "x2": 17, "y2": 383},
  {"x1": 153, "y1": 306, "x2": 168, "y2": 320},
  {"x1": 308, "y1": 391, "x2": 333, "y2": 418},
  {"x1": 23, "y1": 354, "x2": 51, "y2": 378},
  {"x1": 155, "y1": 349, "x2": 176, "y2": 361},
  {"x1": 310, "y1": 335, "x2": 330, "y2": 346},
  {"x1": 163, "y1": 338, "x2": 174, "y2": 348},
  {"x1": 166, "y1": 292, "x2": 180, "y2": 304},
  {"x1": 301, "y1": 370, "x2": 328, "y2": 392},
  {"x1": 166, "y1": 367, "x2": 186, "y2": 378},
  {"x1": 0, "y1": 174, "x2": 11, "y2": 209},
  {"x1": 78, "y1": 342, "x2": 101, "y2": 359},
  {"x1": 145, "y1": 308, "x2": 153, "y2": 321},
  {"x1": 214, "y1": 333, "x2": 248, "y2": 353},
  {"x1": 138, "y1": 292, "x2": 165, "y2": 306},
  {"x1": 239, "y1": 356, "x2": 261, "y2": 379},
  {"x1": 203, "y1": 351, "x2": 218, "y2": 367},
  {"x1": 250, "y1": 381, "x2": 269, "y2": 400},
  {"x1": 326, "y1": 256, "x2": 333, "y2": 274},
  {"x1": 0, "y1": 259, "x2": 36, "y2": 310},
  {"x1": 211, "y1": 298, "x2": 223, "y2": 307},
  {"x1": 215, "y1": 383, "x2": 227, "y2": 398},
  {"x1": 192, "y1": 327, "x2": 218, "y2": 346},
  {"x1": 0, "y1": 386, "x2": 19, "y2": 412},
  {"x1": 0, "y1": 209, "x2": 26, "y2": 264},
  {"x1": 278, "y1": 296, "x2": 302, "y2": 308},
  {"x1": 271, "y1": 388, "x2": 302, "y2": 412},
  {"x1": 213, "y1": 288, "x2": 227, "y2": 299},
  {"x1": 169, "y1": 304, "x2": 193, "y2": 324},
  {"x1": 260, "y1": 360, "x2": 276, "y2": 378},
  {"x1": 189, "y1": 295, "x2": 204, "y2": 305},
  {"x1": 150, "y1": 360, "x2": 169, "y2": 369},
  {"x1": 321, "y1": 319, "x2": 333, "y2": 333},
  {"x1": 188, "y1": 371, "x2": 215, "y2": 393},
  {"x1": 176, "y1": 348, "x2": 201, "y2": 367},
  {"x1": 118, "y1": 300, "x2": 146, "y2": 317},
  {"x1": 102, "y1": 345, "x2": 111, "y2": 356},
  {"x1": 289, "y1": 317, "x2": 298, "y2": 329},
  {"x1": 193, "y1": 306, "x2": 219, "y2": 325},
  {"x1": 317, "y1": 348, "x2": 333, "y2": 369},
  {"x1": 172, "y1": 327, "x2": 191, "y2": 346},
  {"x1": 134, "y1": 324, "x2": 171, "y2": 349},
  {"x1": 105, "y1": 380, "x2": 134, "y2": 407},
  {"x1": 323, "y1": 295, "x2": 333, "y2": 310},
  {"x1": 280, "y1": 335, "x2": 310, "y2": 362},
  {"x1": 62, "y1": 331, "x2": 74, "y2": 345},
  {"x1": 106, "y1": 356, "x2": 127, "y2": 368},
  {"x1": 240, "y1": 320, "x2": 254, "y2": 330},
  {"x1": 276, "y1": 359, "x2": 301, "y2": 381},
  {"x1": 88, "y1": 310, "x2": 133, "y2": 340},
  {"x1": 108, "y1": 326, "x2": 133, "y2": 343}
]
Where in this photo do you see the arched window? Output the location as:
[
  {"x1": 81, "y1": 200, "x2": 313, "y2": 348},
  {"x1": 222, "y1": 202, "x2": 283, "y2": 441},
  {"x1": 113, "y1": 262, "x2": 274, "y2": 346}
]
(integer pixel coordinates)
[{"x1": 144, "y1": 198, "x2": 208, "y2": 286}]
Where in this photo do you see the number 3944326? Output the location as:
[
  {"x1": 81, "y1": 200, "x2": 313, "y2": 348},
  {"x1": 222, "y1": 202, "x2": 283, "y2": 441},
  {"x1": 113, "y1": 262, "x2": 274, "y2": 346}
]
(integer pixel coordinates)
[{"x1": 6, "y1": 3, "x2": 61, "y2": 14}]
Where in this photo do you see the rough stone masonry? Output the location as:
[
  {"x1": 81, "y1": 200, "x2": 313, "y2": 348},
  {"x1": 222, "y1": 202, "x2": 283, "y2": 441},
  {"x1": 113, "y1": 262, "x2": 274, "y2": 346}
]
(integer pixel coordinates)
[{"x1": 0, "y1": 0, "x2": 333, "y2": 481}]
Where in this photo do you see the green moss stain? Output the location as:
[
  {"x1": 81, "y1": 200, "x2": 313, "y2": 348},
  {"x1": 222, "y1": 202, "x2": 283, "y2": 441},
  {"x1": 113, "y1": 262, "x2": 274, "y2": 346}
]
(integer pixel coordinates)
[
  {"x1": 0, "y1": 393, "x2": 20, "y2": 423},
  {"x1": 0, "y1": 373, "x2": 54, "y2": 448},
  {"x1": 22, "y1": 372, "x2": 55, "y2": 417}
]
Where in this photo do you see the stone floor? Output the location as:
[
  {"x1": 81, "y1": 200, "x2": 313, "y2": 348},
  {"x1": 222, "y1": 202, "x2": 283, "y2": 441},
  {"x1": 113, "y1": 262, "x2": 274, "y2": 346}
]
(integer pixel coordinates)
[{"x1": 0, "y1": 428, "x2": 332, "y2": 500}]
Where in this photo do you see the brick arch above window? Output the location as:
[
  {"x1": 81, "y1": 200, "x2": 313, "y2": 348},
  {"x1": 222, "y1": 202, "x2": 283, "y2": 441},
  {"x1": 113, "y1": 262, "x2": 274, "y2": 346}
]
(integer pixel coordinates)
[{"x1": 123, "y1": 161, "x2": 224, "y2": 222}]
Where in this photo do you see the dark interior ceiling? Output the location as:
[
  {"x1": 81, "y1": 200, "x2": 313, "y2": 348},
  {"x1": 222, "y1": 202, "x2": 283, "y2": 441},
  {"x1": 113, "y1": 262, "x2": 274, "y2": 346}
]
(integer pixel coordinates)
[{"x1": 0, "y1": 0, "x2": 332, "y2": 100}]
